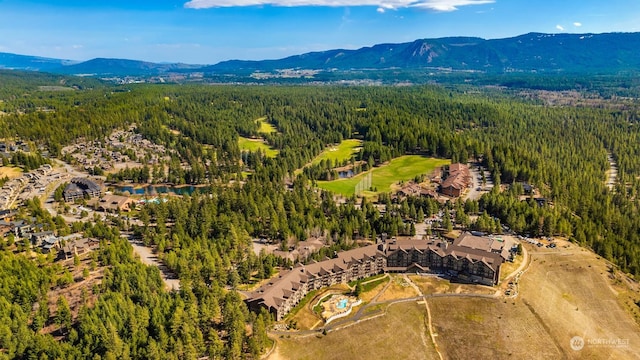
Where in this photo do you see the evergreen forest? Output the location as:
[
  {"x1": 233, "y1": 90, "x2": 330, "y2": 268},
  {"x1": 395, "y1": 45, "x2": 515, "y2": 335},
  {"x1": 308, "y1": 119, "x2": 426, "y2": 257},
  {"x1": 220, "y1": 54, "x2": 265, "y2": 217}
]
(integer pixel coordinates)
[{"x1": 1, "y1": 71, "x2": 640, "y2": 359}]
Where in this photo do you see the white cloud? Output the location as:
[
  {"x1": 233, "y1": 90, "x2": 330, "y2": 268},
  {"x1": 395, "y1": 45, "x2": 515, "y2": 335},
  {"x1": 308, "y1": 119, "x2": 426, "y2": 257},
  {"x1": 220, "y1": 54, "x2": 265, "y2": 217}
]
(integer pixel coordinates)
[
  {"x1": 573, "y1": 22, "x2": 582, "y2": 27},
  {"x1": 556, "y1": 24, "x2": 564, "y2": 31},
  {"x1": 377, "y1": 7, "x2": 385, "y2": 12},
  {"x1": 184, "y1": 0, "x2": 495, "y2": 11}
]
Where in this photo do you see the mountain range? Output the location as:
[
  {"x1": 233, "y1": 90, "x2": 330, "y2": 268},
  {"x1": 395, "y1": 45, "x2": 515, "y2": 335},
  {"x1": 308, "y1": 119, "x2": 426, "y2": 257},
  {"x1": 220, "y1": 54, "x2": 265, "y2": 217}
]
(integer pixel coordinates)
[{"x1": 2, "y1": 32, "x2": 640, "y2": 78}]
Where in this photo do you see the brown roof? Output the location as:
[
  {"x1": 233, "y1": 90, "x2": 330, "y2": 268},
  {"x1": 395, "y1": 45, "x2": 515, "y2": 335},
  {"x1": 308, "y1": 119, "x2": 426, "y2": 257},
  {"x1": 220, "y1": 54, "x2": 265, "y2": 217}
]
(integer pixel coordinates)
[
  {"x1": 248, "y1": 233, "x2": 507, "y2": 312},
  {"x1": 453, "y1": 233, "x2": 513, "y2": 261},
  {"x1": 441, "y1": 163, "x2": 471, "y2": 190},
  {"x1": 386, "y1": 233, "x2": 505, "y2": 272},
  {"x1": 99, "y1": 194, "x2": 133, "y2": 211},
  {"x1": 247, "y1": 244, "x2": 383, "y2": 311}
]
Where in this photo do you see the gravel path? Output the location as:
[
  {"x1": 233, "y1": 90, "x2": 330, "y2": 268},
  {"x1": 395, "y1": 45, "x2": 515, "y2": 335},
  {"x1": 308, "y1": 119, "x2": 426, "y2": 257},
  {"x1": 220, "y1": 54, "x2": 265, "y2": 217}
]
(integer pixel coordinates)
[
  {"x1": 606, "y1": 152, "x2": 618, "y2": 191},
  {"x1": 124, "y1": 233, "x2": 181, "y2": 291}
]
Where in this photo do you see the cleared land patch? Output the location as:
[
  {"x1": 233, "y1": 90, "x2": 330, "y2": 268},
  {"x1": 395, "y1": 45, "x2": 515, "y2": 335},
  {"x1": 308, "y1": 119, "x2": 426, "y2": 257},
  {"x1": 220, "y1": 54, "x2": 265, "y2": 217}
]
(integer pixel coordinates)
[
  {"x1": 317, "y1": 156, "x2": 449, "y2": 196},
  {"x1": 238, "y1": 137, "x2": 279, "y2": 158},
  {"x1": 430, "y1": 297, "x2": 560, "y2": 359},
  {"x1": 516, "y1": 241, "x2": 640, "y2": 359},
  {"x1": 273, "y1": 302, "x2": 439, "y2": 360},
  {"x1": 377, "y1": 275, "x2": 420, "y2": 302},
  {"x1": 38, "y1": 86, "x2": 75, "y2": 91},
  {"x1": 0, "y1": 166, "x2": 23, "y2": 180},
  {"x1": 409, "y1": 275, "x2": 496, "y2": 296},
  {"x1": 256, "y1": 117, "x2": 278, "y2": 134}
]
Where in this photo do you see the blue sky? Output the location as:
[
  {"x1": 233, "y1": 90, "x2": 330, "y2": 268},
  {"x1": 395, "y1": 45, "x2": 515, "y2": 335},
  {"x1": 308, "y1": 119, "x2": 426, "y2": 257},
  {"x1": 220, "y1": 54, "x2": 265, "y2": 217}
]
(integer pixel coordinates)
[{"x1": 0, "y1": 0, "x2": 639, "y2": 64}]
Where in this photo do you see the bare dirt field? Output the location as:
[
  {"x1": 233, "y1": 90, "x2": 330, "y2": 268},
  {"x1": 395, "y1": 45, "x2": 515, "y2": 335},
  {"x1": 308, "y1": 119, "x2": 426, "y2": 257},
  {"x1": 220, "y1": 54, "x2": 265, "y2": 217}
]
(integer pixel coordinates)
[
  {"x1": 410, "y1": 275, "x2": 497, "y2": 296},
  {"x1": 431, "y1": 240, "x2": 640, "y2": 359},
  {"x1": 272, "y1": 301, "x2": 439, "y2": 360},
  {"x1": 516, "y1": 240, "x2": 640, "y2": 359},
  {"x1": 430, "y1": 297, "x2": 561, "y2": 359},
  {"x1": 376, "y1": 275, "x2": 420, "y2": 302}
]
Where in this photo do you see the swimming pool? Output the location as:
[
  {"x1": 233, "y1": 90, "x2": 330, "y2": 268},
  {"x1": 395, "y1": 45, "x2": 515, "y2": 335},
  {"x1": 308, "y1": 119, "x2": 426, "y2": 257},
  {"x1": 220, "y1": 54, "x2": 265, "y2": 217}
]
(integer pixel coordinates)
[{"x1": 336, "y1": 299, "x2": 348, "y2": 309}]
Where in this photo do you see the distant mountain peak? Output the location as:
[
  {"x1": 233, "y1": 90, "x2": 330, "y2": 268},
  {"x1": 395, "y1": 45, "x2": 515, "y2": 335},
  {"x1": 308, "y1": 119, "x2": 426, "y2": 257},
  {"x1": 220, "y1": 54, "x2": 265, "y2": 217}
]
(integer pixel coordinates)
[{"x1": 1, "y1": 32, "x2": 640, "y2": 77}]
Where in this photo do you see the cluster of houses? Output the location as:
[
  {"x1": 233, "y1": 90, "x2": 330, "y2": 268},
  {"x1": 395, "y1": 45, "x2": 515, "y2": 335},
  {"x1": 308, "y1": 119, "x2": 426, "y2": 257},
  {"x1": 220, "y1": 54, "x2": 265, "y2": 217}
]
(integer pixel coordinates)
[
  {"x1": 61, "y1": 126, "x2": 170, "y2": 172},
  {"x1": 0, "y1": 140, "x2": 30, "y2": 156},
  {"x1": 393, "y1": 163, "x2": 472, "y2": 202},
  {"x1": 0, "y1": 210, "x2": 98, "y2": 257},
  {"x1": 395, "y1": 181, "x2": 445, "y2": 203},
  {"x1": 0, "y1": 164, "x2": 54, "y2": 209},
  {"x1": 246, "y1": 232, "x2": 516, "y2": 321}
]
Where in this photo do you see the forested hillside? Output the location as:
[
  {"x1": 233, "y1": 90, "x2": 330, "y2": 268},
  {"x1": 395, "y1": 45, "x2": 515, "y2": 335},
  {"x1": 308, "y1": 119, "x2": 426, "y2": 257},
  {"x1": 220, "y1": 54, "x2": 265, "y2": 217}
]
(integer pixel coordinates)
[{"x1": 2, "y1": 73, "x2": 640, "y2": 358}]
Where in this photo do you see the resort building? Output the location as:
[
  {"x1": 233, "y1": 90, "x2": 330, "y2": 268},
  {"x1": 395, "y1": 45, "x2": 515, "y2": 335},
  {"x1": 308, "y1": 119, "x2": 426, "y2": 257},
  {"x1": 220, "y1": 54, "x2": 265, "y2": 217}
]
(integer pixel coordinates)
[
  {"x1": 246, "y1": 245, "x2": 385, "y2": 321},
  {"x1": 439, "y1": 163, "x2": 472, "y2": 197},
  {"x1": 63, "y1": 177, "x2": 102, "y2": 202},
  {"x1": 384, "y1": 233, "x2": 513, "y2": 286},
  {"x1": 96, "y1": 194, "x2": 134, "y2": 212},
  {"x1": 246, "y1": 232, "x2": 515, "y2": 320}
]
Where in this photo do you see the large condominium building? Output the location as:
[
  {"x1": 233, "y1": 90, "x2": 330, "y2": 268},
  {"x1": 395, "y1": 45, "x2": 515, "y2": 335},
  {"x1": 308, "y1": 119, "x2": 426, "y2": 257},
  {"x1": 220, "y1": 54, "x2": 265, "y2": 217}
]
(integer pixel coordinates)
[
  {"x1": 246, "y1": 232, "x2": 515, "y2": 321},
  {"x1": 63, "y1": 177, "x2": 102, "y2": 202}
]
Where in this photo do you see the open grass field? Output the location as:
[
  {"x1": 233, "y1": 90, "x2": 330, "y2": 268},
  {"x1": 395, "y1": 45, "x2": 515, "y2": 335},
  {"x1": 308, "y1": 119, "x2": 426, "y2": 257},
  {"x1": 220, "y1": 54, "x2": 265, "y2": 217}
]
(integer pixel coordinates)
[
  {"x1": 238, "y1": 137, "x2": 279, "y2": 158},
  {"x1": 271, "y1": 301, "x2": 439, "y2": 360},
  {"x1": 316, "y1": 156, "x2": 449, "y2": 196},
  {"x1": 256, "y1": 117, "x2": 278, "y2": 134},
  {"x1": 0, "y1": 166, "x2": 23, "y2": 179},
  {"x1": 514, "y1": 241, "x2": 640, "y2": 359},
  {"x1": 294, "y1": 139, "x2": 362, "y2": 176},
  {"x1": 309, "y1": 139, "x2": 362, "y2": 167}
]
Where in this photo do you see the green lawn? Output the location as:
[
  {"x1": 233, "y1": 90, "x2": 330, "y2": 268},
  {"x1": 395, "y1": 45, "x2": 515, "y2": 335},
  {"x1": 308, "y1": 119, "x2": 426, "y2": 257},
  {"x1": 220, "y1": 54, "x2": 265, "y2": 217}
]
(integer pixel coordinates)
[
  {"x1": 309, "y1": 139, "x2": 363, "y2": 166},
  {"x1": 317, "y1": 156, "x2": 449, "y2": 196},
  {"x1": 295, "y1": 139, "x2": 363, "y2": 175},
  {"x1": 238, "y1": 137, "x2": 279, "y2": 158},
  {"x1": 256, "y1": 117, "x2": 278, "y2": 134}
]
